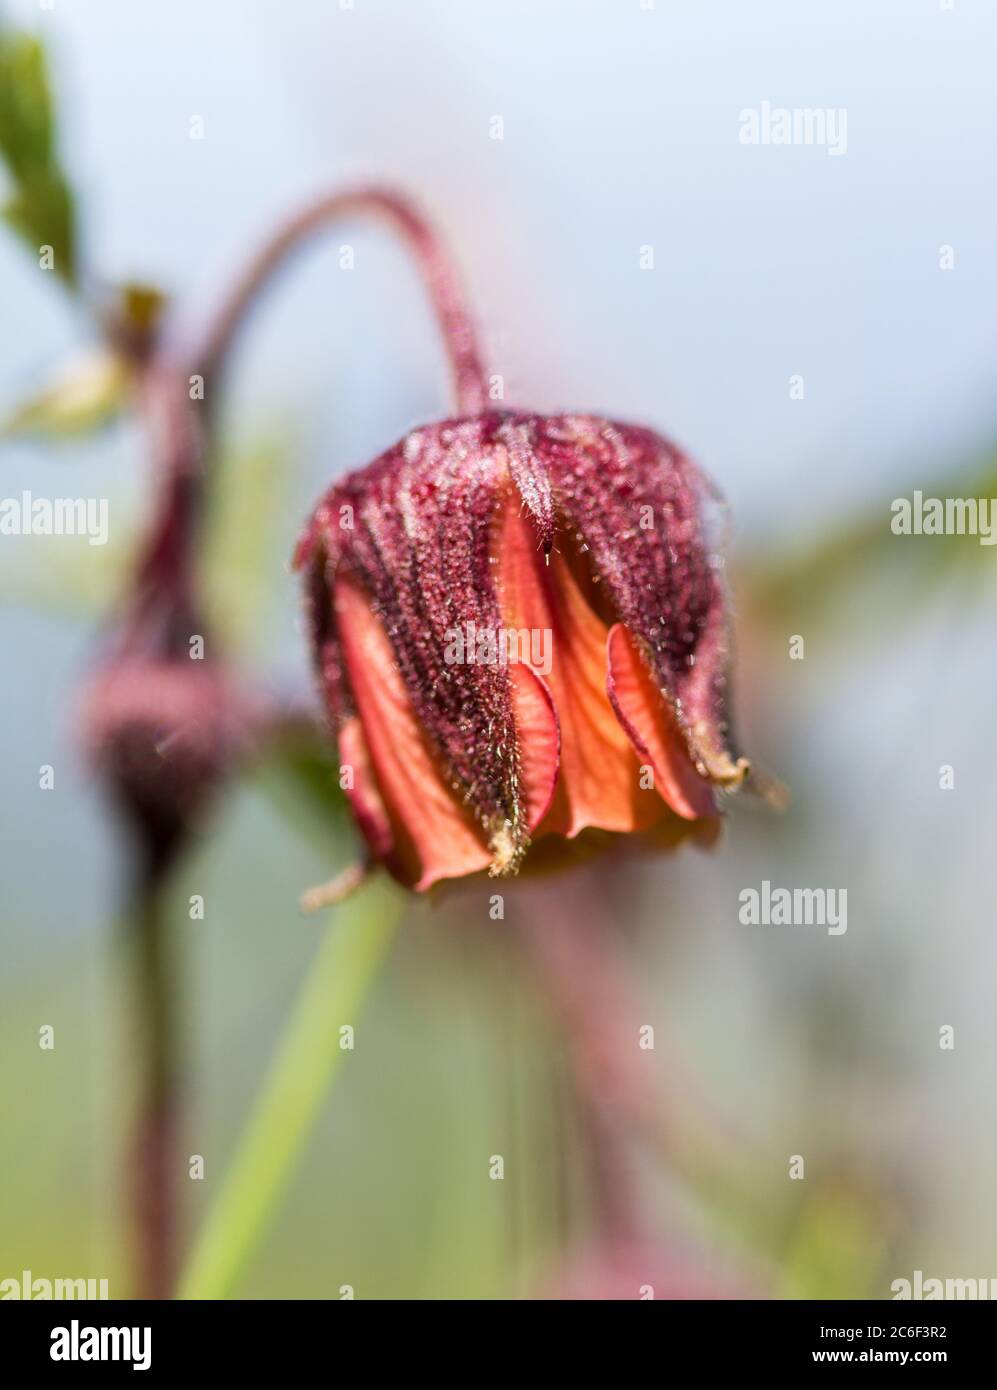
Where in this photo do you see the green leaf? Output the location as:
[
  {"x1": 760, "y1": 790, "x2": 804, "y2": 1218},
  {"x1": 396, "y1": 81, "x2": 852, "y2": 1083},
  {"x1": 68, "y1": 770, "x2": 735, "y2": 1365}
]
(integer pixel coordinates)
[
  {"x1": 0, "y1": 33, "x2": 53, "y2": 177},
  {"x1": 1, "y1": 348, "x2": 131, "y2": 441},
  {"x1": 0, "y1": 31, "x2": 76, "y2": 285}
]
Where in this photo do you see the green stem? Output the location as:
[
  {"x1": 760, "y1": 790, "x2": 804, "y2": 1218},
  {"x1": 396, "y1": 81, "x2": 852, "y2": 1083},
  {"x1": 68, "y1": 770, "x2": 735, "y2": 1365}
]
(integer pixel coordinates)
[{"x1": 177, "y1": 880, "x2": 401, "y2": 1299}]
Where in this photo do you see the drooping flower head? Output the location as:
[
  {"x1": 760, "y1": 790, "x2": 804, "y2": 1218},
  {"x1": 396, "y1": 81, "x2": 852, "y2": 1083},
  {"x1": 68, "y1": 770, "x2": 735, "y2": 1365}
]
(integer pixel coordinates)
[
  {"x1": 297, "y1": 410, "x2": 748, "y2": 891},
  {"x1": 270, "y1": 189, "x2": 750, "y2": 892}
]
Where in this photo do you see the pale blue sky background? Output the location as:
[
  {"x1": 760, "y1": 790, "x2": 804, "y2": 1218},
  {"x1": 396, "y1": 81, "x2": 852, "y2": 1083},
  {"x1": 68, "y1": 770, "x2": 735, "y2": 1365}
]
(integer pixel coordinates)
[{"x1": 3, "y1": 0, "x2": 996, "y2": 535}]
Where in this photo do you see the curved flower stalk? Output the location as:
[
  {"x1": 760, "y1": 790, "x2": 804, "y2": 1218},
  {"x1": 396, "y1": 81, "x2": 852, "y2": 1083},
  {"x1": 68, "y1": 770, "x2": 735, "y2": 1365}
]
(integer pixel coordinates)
[{"x1": 191, "y1": 187, "x2": 488, "y2": 417}]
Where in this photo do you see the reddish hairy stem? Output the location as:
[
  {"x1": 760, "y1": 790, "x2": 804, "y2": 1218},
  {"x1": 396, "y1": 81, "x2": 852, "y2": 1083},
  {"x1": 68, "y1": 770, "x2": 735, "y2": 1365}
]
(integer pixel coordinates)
[
  {"x1": 190, "y1": 186, "x2": 489, "y2": 416},
  {"x1": 125, "y1": 363, "x2": 206, "y2": 633},
  {"x1": 128, "y1": 185, "x2": 489, "y2": 636}
]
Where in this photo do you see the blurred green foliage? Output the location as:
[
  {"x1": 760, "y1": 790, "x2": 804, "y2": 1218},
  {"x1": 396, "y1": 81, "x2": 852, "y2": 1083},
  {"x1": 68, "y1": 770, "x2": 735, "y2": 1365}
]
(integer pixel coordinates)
[
  {"x1": 743, "y1": 449, "x2": 997, "y2": 630},
  {"x1": 200, "y1": 434, "x2": 292, "y2": 657},
  {"x1": 253, "y1": 728, "x2": 349, "y2": 851},
  {"x1": 0, "y1": 31, "x2": 77, "y2": 286},
  {"x1": 1, "y1": 349, "x2": 131, "y2": 442}
]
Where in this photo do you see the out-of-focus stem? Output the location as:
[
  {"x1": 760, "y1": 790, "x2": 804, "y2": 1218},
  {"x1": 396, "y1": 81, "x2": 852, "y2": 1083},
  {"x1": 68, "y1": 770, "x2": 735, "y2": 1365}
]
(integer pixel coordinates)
[
  {"x1": 127, "y1": 878, "x2": 180, "y2": 1299},
  {"x1": 123, "y1": 363, "x2": 206, "y2": 638},
  {"x1": 516, "y1": 892, "x2": 645, "y2": 1244},
  {"x1": 516, "y1": 872, "x2": 774, "y2": 1248},
  {"x1": 190, "y1": 186, "x2": 488, "y2": 417}
]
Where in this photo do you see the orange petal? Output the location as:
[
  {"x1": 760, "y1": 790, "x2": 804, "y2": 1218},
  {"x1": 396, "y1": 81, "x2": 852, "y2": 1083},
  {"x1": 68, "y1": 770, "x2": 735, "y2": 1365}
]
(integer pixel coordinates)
[
  {"x1": 338, "y1": 714, "x2": 395, "y2": 861},
  {"x1": 508, "y1": 660, "x2": 560, "y2": 832},
  {"x1": 495, "y1": 498, "x2": 661, "y2": 838},
  {"x1": 606, "y1": 623, "x2": 716, "y2": 821},
  {"x1": 336, "y1": 573, "x2": 491, "y2": 890}
]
